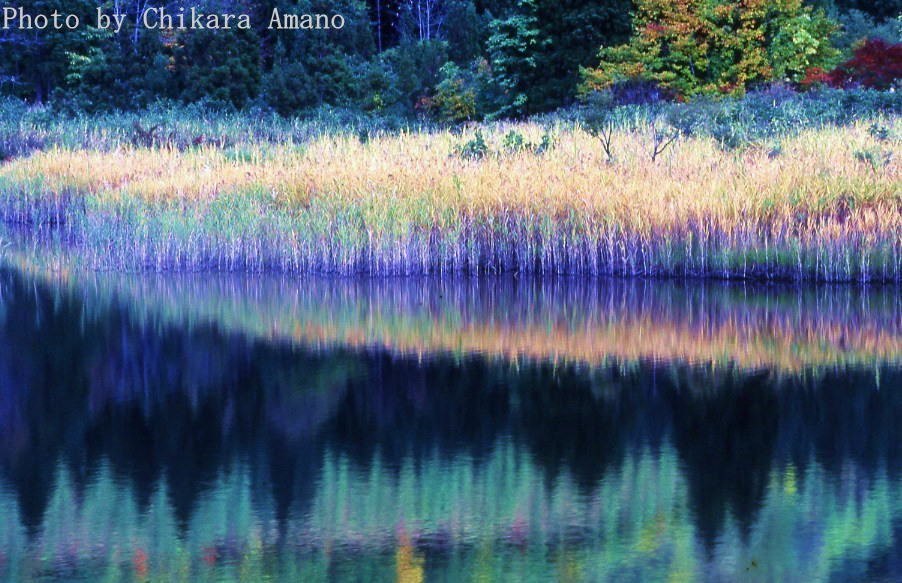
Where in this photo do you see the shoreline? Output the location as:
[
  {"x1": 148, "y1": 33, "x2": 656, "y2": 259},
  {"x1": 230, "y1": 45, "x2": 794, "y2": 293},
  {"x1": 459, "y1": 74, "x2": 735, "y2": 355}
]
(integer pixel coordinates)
[{"x1": 4, "y1": 224, "x2": 901, "y2": 283}]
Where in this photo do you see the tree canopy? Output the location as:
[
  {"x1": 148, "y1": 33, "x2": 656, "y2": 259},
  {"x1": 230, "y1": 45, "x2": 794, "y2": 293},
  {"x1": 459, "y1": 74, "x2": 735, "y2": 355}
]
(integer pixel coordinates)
[
  {"x1": 581, "y1": 0, "x2": 841, "y2": 98},
  {"x1": 0, "y1": 0, "x2": 896, "y2": 117}
]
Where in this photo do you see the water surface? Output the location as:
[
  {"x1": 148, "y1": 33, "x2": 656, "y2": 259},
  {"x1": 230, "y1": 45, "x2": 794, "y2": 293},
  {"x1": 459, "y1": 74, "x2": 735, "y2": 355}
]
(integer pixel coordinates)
[{"x1": 0, "y1": 266, "x2": 900, "y2": 582}]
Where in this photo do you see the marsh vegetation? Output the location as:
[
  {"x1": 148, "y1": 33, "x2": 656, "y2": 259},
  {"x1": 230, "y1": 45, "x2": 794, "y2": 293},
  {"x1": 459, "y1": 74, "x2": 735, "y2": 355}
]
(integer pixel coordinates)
[{"x1": 1, "y1": 91, "x2": 899, "y2": 281}]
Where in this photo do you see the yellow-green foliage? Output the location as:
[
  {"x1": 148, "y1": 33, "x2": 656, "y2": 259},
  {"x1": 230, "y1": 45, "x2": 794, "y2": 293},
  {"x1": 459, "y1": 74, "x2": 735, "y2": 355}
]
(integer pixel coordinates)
[
  {"x1": 432, "y1": 62, "x2": 479, "y2": 123},
  {"x1": 581, "y1": 0, "x2": 839, "y2": 97},
  {"x1": 0, "y1": 121, "x2": 899, "y2": 280}
]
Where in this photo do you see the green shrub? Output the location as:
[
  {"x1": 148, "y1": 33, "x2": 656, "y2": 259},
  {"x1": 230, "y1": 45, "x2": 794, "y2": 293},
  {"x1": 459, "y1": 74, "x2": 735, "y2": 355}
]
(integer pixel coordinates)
[
  {"x1": 501, "y1": 129, "x2": 555, "y2": 155},
  {"x1": 455, "y1": 130, "x2": 489, "y2": 159},
  {"x1": 854, "y1": 148, "x2": 893, "y2": 173},
  {"x1": 502, "y1": 130, "x2": 528, "y2": 152}
]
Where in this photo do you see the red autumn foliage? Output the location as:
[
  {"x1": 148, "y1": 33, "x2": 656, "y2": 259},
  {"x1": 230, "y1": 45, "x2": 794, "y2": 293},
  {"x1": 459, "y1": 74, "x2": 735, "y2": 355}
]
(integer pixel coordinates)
[
  {"x1": 804, "y1": 39, "x2": 902, "y2": 90},
  {"x1": 799, "y1": 67, "x2": 831, "y2": 89}
]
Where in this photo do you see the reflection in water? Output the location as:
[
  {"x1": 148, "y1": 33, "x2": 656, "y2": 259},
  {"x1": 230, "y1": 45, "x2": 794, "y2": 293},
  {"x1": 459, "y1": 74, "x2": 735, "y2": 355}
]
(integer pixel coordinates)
[
  {"x1": 0, "y1": 266, "x2": 900, "y2": 581},
  {"x1": 8, "y1": 257, "x2": 902, "y2": 372}
]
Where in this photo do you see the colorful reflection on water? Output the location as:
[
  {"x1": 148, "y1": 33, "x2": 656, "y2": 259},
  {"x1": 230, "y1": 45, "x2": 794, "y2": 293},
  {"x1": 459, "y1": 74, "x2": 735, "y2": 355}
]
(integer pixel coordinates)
[{"x1": 0, "y1": 266, "x2": 900, "y2": 582}]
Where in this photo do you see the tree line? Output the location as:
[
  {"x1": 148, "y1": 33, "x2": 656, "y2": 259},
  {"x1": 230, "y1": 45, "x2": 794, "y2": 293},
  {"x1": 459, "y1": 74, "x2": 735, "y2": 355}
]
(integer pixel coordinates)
[{"x1": 0, "y1": 0, "x2": 897, "y2": 119}]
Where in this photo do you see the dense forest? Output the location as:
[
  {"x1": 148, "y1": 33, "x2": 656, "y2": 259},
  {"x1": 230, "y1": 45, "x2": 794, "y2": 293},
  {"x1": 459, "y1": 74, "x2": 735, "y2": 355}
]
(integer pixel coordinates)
[{"x1": 0, "y1": 0, "x2": 899, "y2": 119}]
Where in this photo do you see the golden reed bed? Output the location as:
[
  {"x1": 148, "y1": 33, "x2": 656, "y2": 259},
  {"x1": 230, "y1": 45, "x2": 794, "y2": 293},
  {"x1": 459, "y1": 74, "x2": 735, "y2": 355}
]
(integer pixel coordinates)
[{"x1": 1, "y1": 121, "x2": 899, "y2": 279}]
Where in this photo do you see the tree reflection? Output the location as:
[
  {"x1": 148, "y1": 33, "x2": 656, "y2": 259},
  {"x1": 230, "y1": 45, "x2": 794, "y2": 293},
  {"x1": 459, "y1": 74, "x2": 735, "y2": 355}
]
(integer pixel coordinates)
[{"x1": 0, "y1": 267, "x2": 900, "y2": 581}]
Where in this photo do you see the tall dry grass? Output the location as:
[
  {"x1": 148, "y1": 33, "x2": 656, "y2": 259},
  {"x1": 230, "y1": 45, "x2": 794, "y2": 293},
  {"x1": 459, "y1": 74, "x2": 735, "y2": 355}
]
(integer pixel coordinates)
[{"x1": 1, "y1": 120, "x2": 899, "y2": 280}]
